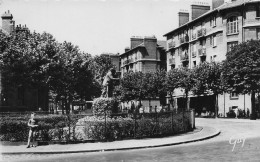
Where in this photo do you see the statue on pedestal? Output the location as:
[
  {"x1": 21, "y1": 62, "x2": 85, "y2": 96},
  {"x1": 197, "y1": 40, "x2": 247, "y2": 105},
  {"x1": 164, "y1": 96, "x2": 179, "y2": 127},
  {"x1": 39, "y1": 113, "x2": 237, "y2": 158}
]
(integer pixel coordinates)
[{"x1": 101, "y1": 68, "x2": 119, "y2": 98}]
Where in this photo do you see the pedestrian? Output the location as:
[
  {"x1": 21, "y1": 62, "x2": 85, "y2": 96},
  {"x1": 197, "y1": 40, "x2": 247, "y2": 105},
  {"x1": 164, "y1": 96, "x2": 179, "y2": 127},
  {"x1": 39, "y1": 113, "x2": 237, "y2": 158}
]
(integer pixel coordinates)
[
  {"x1": 234, "y1": 108, "x2": 238, "y2": 119},
  {"x1": 26, "y1": 112, "x2": 38, "y2": 148}
]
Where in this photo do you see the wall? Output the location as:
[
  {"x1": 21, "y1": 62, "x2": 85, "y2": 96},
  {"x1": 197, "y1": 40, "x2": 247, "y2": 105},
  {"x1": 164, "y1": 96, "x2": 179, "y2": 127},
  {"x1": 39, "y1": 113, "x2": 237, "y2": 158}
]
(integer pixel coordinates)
[{"x1": 218, "y1": 93, "x2": 251, "y2": 117}]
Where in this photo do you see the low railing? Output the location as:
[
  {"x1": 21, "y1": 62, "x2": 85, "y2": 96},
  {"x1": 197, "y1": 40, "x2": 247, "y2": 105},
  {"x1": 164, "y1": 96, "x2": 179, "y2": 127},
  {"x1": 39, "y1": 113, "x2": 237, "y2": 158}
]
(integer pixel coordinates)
[
  {"x1": 180, "y1": 35, "x2": 189, "y2": 44},
  {"x1": 129, "y1": 58, "x2": 134, "y2": 64},
  {"x1": 197, "y1": 28, "x2": 206, "y2": 38},
  {"x1": 0, "y1": 111, "x2": 194, "y2": 143},
  {"x1": 168, "y1": 41, "x2": 175, "y2": 49}
]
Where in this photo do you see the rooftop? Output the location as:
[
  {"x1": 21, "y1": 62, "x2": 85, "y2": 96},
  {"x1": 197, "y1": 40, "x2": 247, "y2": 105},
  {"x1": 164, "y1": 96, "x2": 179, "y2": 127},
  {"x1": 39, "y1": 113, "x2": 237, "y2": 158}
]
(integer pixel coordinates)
[{"x1": 164, "y1": 0, "x2": 260, "y2": 37}]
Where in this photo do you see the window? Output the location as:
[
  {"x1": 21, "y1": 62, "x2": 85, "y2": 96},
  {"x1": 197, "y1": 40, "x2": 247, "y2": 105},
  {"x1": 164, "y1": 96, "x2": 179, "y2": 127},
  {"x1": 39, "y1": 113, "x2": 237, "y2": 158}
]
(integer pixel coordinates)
[
  {"x1": 256, "y1": 5, "x2": 260, "y2": 17},
  {"x1": 210, "y1": 35, "x2": 217, "y2": 47},
  {"x1": 230, "y1": 92, "x2": 239, "y2": 99},
  {"x1": 200, "y1": 39, "x2": 206, "y2": 46},
  {"x1": 210, "y1": 16, "x2": 216, "y2": 27},
  {"x1": 193, "y1": 61, "x2": 196, "y2": 68},
  {"x1": 191, "y1": 43, "x2": 196, "y2": 52},
  {"x1": 227, "y1": 41, "x2": 238, "y2": 52},
  {"x1": 257, "y1": 28, "x2": 260, "y2": 40},
  {"x1": 227, "y1": 16, "x2": 238, "y2": 34}
]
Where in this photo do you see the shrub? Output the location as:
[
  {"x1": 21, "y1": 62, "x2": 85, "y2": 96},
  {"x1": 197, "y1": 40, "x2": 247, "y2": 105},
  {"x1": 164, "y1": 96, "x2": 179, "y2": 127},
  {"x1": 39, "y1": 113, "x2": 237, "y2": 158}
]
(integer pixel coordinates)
[
  {"x1": 92, "y1": 97, "x2": 119, "y2": 116},
  {"x1": 0, "y1": 114, "x2": 82, "y2": 142},
  {"x1": 80, "y1": 113, "x2": 191, "y2": 141},
  {"x1": 226, "y1": 109, "x2": 236, "y2": 118}
]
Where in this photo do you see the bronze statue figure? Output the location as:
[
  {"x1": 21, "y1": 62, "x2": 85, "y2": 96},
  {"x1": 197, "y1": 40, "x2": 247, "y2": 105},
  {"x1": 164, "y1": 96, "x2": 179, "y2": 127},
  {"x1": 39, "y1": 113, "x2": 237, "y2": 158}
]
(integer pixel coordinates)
[{"x1": 101, "y1": 68, "x2": 119, "y2": 98}]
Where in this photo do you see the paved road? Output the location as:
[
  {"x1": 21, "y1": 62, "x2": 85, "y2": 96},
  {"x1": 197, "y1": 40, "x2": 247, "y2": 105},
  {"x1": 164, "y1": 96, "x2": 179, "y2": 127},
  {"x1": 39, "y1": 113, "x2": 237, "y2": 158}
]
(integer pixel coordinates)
[{"x1": 2, "y1": 118, "x2": 260, "y2": 162}]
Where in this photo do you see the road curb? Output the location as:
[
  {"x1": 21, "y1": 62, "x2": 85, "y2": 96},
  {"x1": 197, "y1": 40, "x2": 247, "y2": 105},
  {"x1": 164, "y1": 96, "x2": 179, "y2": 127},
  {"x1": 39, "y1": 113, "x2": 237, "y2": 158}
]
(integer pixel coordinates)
[{"x1": 1, "y1": 127, "x2": 221, "y2": 155}]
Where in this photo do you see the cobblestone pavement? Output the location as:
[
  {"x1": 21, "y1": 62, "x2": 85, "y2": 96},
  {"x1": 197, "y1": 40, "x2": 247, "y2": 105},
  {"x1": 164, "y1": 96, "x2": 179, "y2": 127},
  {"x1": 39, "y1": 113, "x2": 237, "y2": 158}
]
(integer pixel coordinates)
[{"x1": 1, "y1": 118, "x2": 260, "y2": 162}]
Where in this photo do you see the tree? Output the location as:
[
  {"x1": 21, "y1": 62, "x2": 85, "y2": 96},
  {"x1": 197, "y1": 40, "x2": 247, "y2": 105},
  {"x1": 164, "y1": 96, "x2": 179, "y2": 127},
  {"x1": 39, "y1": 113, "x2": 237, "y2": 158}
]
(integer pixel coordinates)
[
  {"x1": 0, "y1": 29, "x2": 99, "y2": 113},
  {"x1": 193, "y1": 62, "x2": 224, "y2": 117},
  {"x1": 92, "y1": 55, "x2": 116, "y2": 86},
  {"x1": 0, "y1": 31, "x2": 59, "y2": 110},
  {"x1": 166, "y1": 68, "x2": 195, "y2": 112},
  {"x1": 177, "y1": 68, "x2": 195, "y2": 112},
  {"x1": 119, "y1": 72, "x2": 147, "y2": 106},
  {"x1": 146, "y1": 70, "x2": 167, "y2": 107},
  {"x1": 166, "y1": 69, "x2": 180, "y2": 109},
  {"x1": 49, "y1": 41, "x2": 98, "y2": 114},
  {"x1": 223, "y1": 40, "x2": 260, "y2": 120}
]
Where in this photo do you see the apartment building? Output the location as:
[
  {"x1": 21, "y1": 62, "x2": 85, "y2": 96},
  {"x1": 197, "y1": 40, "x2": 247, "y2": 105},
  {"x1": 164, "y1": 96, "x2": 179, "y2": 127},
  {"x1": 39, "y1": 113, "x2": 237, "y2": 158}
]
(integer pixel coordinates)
[
  {"x1": 120, "y1": 36, "x2": 166, "y2": 77},
  {"x1": 164, "y1": 0, "x2": 260, "y2": 117},
  {"x1": 120, "y1": 36, "x2": 167, "y2": 109}
]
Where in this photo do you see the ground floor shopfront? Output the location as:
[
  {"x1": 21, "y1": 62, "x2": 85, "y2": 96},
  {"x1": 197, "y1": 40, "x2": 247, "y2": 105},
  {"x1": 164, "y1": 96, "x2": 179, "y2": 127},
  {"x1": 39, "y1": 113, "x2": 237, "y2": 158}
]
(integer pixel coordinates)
[{"x1": 171, "y1": 93, "x2": 260, "y2": 118}]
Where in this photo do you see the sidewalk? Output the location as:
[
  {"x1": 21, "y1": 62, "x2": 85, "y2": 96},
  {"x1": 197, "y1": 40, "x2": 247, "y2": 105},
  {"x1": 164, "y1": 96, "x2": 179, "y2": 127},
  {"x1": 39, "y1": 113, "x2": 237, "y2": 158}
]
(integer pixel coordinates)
[{"x1": 0, "y1": 126, "x2": 220, "y2": 155}]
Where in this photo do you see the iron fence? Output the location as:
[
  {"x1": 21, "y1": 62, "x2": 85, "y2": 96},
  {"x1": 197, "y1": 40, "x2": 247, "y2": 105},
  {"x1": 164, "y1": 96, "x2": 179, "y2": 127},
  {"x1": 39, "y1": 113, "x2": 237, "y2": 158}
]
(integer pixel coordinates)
[{"x1": 0, "y1": 110, "x2": 193, "y2": 143}]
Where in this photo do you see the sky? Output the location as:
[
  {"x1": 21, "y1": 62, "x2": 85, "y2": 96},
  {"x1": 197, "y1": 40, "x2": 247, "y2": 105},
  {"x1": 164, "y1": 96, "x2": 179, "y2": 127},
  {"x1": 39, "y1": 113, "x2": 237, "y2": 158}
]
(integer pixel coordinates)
[{"x1": 0, "y1": 0, "x2": 211, "y2": 55}]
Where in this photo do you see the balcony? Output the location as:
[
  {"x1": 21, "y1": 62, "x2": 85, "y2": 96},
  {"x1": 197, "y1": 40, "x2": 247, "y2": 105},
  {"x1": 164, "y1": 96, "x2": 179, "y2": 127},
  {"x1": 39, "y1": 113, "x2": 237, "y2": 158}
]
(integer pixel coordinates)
[
  {"x1": 180, "y1": 34, "x2": 189, "y2": 45},
  {"x1": 192, "y1": 33, "x2": 196, "y2": 40},
  {"x1": 198, "y1": 47, "x2": 206, "y2": 56},
  {"x1": 192, "y1": 51, "x2": 197, "y2": 58},
  {"x1": 168, "y1": 41, "x2": 175, "y2": 50},
  {"x1": 197, "y1": 28, "x2": 206, "y2": 38},
  {"x1": 122, "y1": 59, "x2": 130, "y2": 66},
  {"x1": 180, "y1": 52, "x2": 189, "y2": 62},
  {"x1": 169, "y1": 58, "x2": 175, "y2": 65}
]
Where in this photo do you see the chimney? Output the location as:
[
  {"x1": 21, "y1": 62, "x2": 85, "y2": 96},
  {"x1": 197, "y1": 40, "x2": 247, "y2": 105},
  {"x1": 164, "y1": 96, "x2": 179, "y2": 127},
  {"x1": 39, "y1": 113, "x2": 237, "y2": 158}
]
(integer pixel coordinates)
[
  {"x1": 143, "y1": 36, "x2": 157, "y2": 59},
  {"x1": 1, "y1": 10, "x2": 14, "y2": 34},
  {"x1": 130, "y1": 36, "x2": 143, "y2": 49},
  {"x1": 191, "y1": 3, "x2": 210, "y2": 20},
  {"x1": 212, "y1": 0, "x2": 224, "y2": 9},
  {"x1": 125, "y1": 47, "x2": 130, "y2": 53},
  {"x1": 178, "y1": 11, "x2": 189, "y2": 27}
]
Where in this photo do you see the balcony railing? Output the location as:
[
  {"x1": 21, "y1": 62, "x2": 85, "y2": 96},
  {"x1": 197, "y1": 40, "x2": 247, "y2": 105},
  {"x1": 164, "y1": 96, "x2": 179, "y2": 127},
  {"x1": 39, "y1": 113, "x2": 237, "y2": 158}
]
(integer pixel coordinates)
[
  {"x1": 180, "y1": 34, "x2": 189, "y2": 44},
  {"x1": 198, "y1": 47, "x2": 206, "y2": 56},
  {"x1": 129, "y1": 58, "x2": 134, "y2": 64},
  {"x1": 168, "y1": 41, "x2": 175, "y2": 49},
  {"x1": 197, "y1": 28, "x2": 206, "y2": 38},
  {"x1": 192, "y1": 51, "x2": 197, "y2": 58},
  {"x1": 180, "y1": 52, "x2": 189, "y2": 61},
  {"x1": 169, "y1": 58, "x2": 175, "y2": 65}
]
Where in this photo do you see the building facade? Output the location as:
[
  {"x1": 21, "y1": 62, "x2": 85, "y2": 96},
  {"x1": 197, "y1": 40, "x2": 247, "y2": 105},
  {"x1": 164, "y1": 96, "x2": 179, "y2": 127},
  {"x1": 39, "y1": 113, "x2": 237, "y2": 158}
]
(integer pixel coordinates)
[
  {"x1": 120, "y1": 36, "x2": 167, "y2": 109},
  {"x1": 164, "y1": 0, "x2": 260, "y2": 117},
  {"x1": 120, "y1": 36, "x2": 166, "y2": 77}
]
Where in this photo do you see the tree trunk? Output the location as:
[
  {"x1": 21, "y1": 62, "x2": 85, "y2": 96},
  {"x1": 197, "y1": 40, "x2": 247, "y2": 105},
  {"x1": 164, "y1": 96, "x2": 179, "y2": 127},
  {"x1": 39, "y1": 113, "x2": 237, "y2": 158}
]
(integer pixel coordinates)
[
  {"x1": 251, "y1": 91, "x2": 256, "y2": 120},
  {"x1": 69, "y1": 95, "x2": 73, "y2": 114},
  {"x1": 215, "y1": 94, "x2": 219, "y2": 118},
  {"x1": 169, "y1": 92, "x2": 174, "y2": 110},
  {"x1": 185, "y1": 90, "x2": 189, "y2": 111},
  {"x1": 61, "y1": 98, "x2": 64, "y2": 115},
  {"x1": 149, "y1": 98, "x2": 151, "y2": 112}
]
